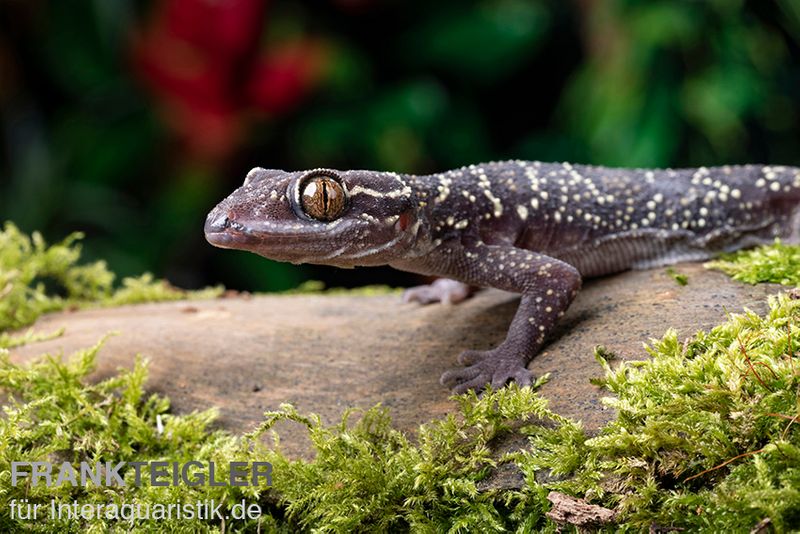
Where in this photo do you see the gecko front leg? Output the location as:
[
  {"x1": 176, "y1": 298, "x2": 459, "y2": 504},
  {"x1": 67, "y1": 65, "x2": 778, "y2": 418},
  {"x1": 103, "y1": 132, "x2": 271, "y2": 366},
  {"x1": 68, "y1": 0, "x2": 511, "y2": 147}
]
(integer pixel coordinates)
[{"x1": 435, "y1": 242, "x2": 582, "y2": 394}]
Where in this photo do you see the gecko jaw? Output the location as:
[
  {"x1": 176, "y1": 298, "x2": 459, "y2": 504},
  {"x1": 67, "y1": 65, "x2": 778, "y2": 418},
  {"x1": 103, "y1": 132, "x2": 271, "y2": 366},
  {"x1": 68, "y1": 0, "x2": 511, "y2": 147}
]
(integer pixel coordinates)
[
  {"x1": 204, "y1": 207, "x2": 361, "y2": 263},
  {"x1": 204, "y1": 227, "x2": 260, "y2": 250}
]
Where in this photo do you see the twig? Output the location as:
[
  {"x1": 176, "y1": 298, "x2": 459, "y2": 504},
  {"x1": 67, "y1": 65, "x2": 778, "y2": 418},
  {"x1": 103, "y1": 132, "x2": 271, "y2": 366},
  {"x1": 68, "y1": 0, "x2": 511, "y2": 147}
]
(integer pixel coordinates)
[
  {"x1": 788, "y1": 322, "x2": 796, "y2": 377},
  {"x1": 737, "y1": 335, "x2": 772, "y2": 391},
  {"x1": 751, "y1": 361, "x2": 778, "y2": 380},
  {"x1": 765, "y1": 412, "x2": 800, "y2": 423},
  {"x1": 684, "y1": 448, "x2": 765, "y2": 483},
  {"x1": 766, "y1": 412, "x2": 800, "y2": 441}
]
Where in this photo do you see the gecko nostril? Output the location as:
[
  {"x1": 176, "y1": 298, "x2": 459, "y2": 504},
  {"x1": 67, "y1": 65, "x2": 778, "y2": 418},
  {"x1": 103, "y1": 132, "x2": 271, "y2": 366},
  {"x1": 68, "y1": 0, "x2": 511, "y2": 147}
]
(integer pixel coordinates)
[{"x1": 205, "y1": 210, "x2": 231, "y2": 234}]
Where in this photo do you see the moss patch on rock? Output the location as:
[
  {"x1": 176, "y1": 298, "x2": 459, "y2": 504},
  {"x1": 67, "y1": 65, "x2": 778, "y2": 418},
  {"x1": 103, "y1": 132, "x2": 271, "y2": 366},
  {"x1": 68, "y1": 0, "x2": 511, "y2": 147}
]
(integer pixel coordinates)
[{"x1": 706, "y1": 240, "x2": 800, "y2": 287}]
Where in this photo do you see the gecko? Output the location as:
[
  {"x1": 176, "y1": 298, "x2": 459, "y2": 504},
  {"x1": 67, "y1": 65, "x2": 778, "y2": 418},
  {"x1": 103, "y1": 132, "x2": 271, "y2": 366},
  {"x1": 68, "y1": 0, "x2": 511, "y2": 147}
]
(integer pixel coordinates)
[{"x1": 204, "y1": 161, "x2": 800, "y2": 393}]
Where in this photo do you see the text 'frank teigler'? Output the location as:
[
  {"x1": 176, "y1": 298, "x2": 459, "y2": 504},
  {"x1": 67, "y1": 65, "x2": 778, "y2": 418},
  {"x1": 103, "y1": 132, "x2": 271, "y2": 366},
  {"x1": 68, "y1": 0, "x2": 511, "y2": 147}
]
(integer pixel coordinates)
[{"x1": 11, "y1": 461, "x2": 273, "y2": 487}]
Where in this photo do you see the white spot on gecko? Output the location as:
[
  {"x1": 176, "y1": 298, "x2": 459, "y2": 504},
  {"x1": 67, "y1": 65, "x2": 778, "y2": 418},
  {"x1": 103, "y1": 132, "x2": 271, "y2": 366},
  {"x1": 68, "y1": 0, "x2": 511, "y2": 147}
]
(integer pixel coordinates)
[{"x1": 483, "y1": 189, "x2": 503, "y2": 217}]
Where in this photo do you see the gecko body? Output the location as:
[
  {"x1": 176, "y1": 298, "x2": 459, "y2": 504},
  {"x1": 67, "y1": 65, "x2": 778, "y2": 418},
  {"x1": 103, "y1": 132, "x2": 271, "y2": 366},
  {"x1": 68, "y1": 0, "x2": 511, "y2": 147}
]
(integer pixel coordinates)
[{"x1": 205, "y1": 161, "x2": 800, "y2": 393}]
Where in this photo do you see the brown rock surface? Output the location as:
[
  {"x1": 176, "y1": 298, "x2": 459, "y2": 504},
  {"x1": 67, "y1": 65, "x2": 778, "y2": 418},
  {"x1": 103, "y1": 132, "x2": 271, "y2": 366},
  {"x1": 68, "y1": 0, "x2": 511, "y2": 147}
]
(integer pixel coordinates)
[{"x1": 9, "y1": 263, "x2": 780, "y2": 458}]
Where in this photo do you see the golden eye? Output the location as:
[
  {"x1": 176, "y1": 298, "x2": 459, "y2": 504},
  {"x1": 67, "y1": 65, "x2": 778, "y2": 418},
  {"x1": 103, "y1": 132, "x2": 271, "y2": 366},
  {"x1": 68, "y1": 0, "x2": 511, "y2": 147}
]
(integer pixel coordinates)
[{"x1": 300, "y1": 175, "x2": 347, "y2": 221}]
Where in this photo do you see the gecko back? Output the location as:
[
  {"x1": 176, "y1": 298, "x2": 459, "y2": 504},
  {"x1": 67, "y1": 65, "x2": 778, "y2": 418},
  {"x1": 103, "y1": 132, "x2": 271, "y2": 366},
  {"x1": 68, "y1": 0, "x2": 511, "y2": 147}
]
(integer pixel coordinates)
[{"x1": 497, "y1": 163, "x2": 800, "y2": 277}]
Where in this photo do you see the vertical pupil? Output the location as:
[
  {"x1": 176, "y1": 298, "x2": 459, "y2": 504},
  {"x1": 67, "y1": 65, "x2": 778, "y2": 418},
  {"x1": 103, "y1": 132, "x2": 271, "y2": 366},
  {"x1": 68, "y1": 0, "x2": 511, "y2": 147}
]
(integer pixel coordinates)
[{"x1": 301, "y1": 175, "x2": 344, "y2": 221}]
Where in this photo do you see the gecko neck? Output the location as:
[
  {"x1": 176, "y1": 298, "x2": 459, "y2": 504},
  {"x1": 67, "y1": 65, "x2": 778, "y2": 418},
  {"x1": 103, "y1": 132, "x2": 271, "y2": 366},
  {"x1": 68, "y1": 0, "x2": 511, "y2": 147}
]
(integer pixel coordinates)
[{"x1": 385, "y1": 170, "x2": 471, "y2": 275}]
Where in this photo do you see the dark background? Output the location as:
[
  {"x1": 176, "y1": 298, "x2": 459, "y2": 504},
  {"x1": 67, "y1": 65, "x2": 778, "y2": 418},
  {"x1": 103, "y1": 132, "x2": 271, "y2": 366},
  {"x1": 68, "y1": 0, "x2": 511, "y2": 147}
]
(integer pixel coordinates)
[{"x1": 1, "y1": 0, "x2": 799, "y2": 292}]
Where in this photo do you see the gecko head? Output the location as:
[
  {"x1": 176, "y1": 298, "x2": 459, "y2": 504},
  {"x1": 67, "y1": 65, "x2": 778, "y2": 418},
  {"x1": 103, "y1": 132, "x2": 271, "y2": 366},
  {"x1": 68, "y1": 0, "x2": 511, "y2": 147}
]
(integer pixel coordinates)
[{"x1": 205, "y1": 167, "x2": 421, "y2": 267}]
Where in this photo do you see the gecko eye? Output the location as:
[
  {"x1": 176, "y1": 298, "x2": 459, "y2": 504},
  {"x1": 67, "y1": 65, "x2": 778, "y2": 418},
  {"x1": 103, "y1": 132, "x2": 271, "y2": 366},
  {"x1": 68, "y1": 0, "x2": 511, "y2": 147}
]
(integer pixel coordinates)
[{"x1": 300, "y1": 174, "x2": 347, "y2": 221}]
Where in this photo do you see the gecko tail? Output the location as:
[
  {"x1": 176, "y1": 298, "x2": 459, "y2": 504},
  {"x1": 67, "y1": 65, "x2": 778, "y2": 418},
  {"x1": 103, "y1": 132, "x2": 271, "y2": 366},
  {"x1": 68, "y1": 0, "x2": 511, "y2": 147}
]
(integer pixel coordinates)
[
  {"x1": 788, "y1": 204, "x2": 800, "y2": 244},
  {"x1": 769, "y1": 190, "x2": 800, "y2": 244}
]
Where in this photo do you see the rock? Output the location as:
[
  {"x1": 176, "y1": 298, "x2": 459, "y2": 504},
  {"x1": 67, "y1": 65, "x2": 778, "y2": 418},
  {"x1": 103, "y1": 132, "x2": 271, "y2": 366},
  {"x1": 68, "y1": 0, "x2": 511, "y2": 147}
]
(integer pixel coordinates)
[
  {"x1": 546, "y1": 491, "x2": 617, "y2": 527},
  {"x1": 8, "y1": 263, "x2": 781, "y2": 458},
  {"x1": 749, "y1": 517, "x2": 773, "y2": 534}
]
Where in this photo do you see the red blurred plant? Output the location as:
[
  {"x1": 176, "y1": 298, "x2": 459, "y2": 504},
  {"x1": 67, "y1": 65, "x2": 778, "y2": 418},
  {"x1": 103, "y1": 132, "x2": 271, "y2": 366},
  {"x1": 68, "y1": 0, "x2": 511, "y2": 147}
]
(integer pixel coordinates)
[{"x1": 132, "y1": 0, "x2": 328, "y2": 164}]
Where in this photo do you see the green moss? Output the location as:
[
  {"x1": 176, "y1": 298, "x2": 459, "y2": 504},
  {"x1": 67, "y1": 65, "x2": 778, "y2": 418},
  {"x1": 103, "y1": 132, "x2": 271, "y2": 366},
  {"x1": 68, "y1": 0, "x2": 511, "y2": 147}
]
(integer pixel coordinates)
[
  {"x1": 0, "y1": 339, "x2": 282, "y2": 533},
  {"x1": 665, "y1": 267, "x2": 688, "y2": 286},
  {"x1": 706, "y1": 240, "x2": 800, "y2": 286},
  {"x1": 253, "y1": 384, "x2": 559, "y2": 533},
  {"x1": 0, "y1": 222, "x2": 223, "y2": 331},
  {"x1": 566, "y1": 292, "x2": 800, "y2": 531},
  {"x1": 0, "y1": 327, "x2": 64, "y2": 350}
]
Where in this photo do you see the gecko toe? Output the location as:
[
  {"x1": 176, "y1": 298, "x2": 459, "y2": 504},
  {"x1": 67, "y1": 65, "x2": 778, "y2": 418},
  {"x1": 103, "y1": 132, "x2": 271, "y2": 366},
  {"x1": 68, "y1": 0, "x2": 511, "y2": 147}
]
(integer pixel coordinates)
[
  {"x1": 451, "y1": 376, "x2": 492, "y2": 395},
  {"x1": 440, "y1": 365, "x2": 482, "y2": 389},
  {"x1": 491, "y1": 367, "x2": 532, "y2": 389},
  {"x1": 515, "y1": 369, "x2": 533, "y2": 387},
  {"x1": 457, "y1": 349, "x2": 487, "y2": 365},
  {"x1": 404, "y1": 279, "x2": 473, "y2": 306},
  {"x1": 403, "y1": 286, "x2": 435, "y2": 304}
]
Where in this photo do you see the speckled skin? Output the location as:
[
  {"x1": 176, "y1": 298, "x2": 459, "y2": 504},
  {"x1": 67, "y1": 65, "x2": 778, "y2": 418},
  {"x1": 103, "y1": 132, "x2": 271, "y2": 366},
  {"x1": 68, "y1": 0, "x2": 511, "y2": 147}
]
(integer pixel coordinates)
[{"x1": 205, "y1": 161, "x2": 800, "y2": 393}]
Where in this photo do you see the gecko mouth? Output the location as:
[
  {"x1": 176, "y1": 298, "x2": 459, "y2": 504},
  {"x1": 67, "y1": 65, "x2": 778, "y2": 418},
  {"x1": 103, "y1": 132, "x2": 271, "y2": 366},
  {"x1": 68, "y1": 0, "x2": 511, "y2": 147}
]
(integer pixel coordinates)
[
  {"x1": 204, "y1": 208, "x2": 356, "y2": 256},
  {"x1": 205, "y1": 229, "x2": 259, "y2": 250},
  {"x1": 204, "y1": 211, "x2": 260, "y2": 250}
]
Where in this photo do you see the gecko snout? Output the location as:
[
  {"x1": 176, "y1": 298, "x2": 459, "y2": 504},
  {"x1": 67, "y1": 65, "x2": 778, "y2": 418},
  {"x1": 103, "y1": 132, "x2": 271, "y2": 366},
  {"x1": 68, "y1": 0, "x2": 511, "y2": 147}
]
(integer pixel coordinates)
[
  {"x1": 204, "y1": 210, "x2": 232, "y2": 234},
  {"x1": 204, "y1": 206, "x2": 264, "y2": 252}
]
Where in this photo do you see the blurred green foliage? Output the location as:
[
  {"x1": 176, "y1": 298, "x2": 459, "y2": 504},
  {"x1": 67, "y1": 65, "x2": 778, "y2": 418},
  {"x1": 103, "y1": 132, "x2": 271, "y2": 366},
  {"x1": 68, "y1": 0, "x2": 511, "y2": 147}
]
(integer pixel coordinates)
[{"x1": 1, "y1": 0, "x2": 799, "y2": 291}]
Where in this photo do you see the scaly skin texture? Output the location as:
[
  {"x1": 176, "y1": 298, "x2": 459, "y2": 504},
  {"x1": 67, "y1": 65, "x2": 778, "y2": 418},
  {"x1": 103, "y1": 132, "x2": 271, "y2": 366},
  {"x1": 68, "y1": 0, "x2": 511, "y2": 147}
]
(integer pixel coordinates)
[{"x1": 205, "y1": 161, "x2": 800, "y2": 393}]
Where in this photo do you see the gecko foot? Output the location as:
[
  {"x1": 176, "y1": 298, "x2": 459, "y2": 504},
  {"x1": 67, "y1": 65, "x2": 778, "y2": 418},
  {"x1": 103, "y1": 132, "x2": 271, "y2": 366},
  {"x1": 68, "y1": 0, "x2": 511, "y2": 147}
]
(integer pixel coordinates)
[
  {"x1": 403, "y1": 278, "x2": 474, "y2": 305},
  {"x1": 440, "y1": 350, "x2": 532, "y2": 394}
]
